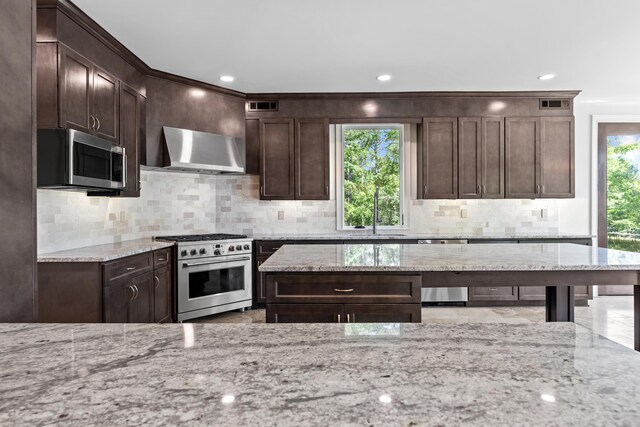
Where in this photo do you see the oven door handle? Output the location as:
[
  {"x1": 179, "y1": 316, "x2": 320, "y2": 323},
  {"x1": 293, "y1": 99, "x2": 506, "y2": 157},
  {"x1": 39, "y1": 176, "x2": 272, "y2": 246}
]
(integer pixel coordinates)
[{"x1": 182, "y1": 257, "x2": 251, "y2": 268}]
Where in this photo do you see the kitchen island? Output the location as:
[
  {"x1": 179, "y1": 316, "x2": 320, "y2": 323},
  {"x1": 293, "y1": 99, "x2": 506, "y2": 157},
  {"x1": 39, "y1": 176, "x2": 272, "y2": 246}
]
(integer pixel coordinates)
[
  {"x1": 1, "y1": 322, "x2": 639, "y2": 425},
  {"x1": 260, "y1": 243, "x2": 640, "y2": 351}
]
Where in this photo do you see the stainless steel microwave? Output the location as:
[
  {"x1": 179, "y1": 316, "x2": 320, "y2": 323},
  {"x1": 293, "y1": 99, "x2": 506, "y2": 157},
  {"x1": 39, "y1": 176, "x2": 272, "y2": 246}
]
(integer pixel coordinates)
[{"x1": 37, "y1": 129, "x2": 126, "y2": 192}]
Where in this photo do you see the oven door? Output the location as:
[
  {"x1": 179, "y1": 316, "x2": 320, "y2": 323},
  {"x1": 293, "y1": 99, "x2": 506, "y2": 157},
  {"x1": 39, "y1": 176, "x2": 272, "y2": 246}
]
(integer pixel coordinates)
[{"x1": 178, "y1": 255, "x2": 252, "y2": 314}]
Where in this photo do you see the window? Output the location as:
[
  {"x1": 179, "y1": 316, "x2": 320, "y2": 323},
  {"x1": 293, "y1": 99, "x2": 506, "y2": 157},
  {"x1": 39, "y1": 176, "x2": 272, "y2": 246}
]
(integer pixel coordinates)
[{"x1": 337, "y1": 124, "x2": 405, "y2": 229}]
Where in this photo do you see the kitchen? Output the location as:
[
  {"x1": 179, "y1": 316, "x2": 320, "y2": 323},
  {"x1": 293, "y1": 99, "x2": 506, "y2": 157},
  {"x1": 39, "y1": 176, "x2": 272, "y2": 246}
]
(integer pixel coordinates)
[{"x1": 2, "y1": 0, "x2": 640, "y2": 425}]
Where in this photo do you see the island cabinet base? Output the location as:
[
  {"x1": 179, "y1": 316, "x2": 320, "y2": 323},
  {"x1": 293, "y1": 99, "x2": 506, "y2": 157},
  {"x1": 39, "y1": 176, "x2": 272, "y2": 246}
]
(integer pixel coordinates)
[{"x1": 265, "y1": 273, "x2": 422, "y2": 323}]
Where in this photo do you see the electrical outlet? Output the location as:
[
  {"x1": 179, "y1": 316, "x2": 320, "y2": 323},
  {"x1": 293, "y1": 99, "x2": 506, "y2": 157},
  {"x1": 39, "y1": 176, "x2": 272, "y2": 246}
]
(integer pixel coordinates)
[{"x1": 278, "y1": 211, "x2": 285, "y2": 220}]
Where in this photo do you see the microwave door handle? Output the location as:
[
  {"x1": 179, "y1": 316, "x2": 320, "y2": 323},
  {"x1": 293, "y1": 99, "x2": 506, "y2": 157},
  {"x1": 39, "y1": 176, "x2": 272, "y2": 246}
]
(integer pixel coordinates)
[
  {"x1": 182, "y1": 256, "x2": 251, "y2": 268},
  {"x1": 122, "y1": 153, "x2": 127, "y2": 187}
]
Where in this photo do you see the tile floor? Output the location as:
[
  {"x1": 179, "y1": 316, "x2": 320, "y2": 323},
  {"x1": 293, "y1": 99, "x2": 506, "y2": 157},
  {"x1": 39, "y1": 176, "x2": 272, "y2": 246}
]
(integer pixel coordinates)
[{"x1": 192, "y1": 296, "x2": 635, "y2": 350}]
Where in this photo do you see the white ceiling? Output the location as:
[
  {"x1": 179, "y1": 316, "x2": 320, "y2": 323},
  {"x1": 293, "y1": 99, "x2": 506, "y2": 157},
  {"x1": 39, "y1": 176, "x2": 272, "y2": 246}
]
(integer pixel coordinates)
[{"x1": 74, "y1": 0, "x2": 640, "y2": 100}]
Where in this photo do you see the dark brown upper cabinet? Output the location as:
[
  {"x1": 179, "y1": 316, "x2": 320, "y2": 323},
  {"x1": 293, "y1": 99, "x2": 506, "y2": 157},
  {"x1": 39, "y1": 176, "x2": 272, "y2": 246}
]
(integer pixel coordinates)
[
  {"x1": 244, "y1": 118, "x2": 261, "y2": 175},
  {"x1": 259, "y1": 118, "x2": 330, "y2": 201},
  {"x1": 458, "y1": 117, "x2": 505, "y2": 199},
  {"x1": 421, "y1": 117, "x2": 458, "y2": 199},
  {"x1": 505, "y1": 117, "x2": 540, "y2": 198},
  {"x1": 118, "y1": 83, "x2": 143, "y2": 196},
  {"x1": 261, "y1": 118, "x2": 295, "y2": 200},
  {"x1": 38, "y1": 43, "x2": 120, "y2": 144},
  {"x1": 295, "y1": 118, "x2": 330, "y2": 200},
  {"x1": 540, "y1": 117, "x2": 574, "y2": 198}
]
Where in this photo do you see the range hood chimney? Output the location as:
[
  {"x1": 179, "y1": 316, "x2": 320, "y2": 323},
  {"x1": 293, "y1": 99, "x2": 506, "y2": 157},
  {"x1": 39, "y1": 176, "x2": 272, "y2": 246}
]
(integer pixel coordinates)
[{"x1": 161, "y1": 126, "x2": 245, "y2": 174}]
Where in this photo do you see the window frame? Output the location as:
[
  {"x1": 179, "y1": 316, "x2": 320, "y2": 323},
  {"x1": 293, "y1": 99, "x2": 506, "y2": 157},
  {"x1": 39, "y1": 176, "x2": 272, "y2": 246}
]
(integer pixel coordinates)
[{"x1": 335, "y1": 123, "x2": 407, "y2": 231}]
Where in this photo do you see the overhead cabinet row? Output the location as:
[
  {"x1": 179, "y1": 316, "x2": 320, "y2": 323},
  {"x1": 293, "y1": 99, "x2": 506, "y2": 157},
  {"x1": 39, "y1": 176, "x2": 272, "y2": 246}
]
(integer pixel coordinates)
[
  {"x1": 37, "y1": 42, "x2": 143, "y2": 196},
  {"x1": 420, "y1": 116, "x2": 574, "y2": 199}
]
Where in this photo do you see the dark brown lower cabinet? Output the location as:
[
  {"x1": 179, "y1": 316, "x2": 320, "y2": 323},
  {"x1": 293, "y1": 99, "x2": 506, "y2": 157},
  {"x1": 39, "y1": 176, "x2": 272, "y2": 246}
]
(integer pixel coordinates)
[
  {"x1": 518, "y1": 285, "x2": 591, "y2": 301},
  {"x1": 38, "y1": 248, "x2": 173, "y2": 323},
  {"x1": 104, "y1": 271, "x2": 154, "y2": 323},
  {"x1": 265, "y1": 272, "x2": 422, "y2": 323}
]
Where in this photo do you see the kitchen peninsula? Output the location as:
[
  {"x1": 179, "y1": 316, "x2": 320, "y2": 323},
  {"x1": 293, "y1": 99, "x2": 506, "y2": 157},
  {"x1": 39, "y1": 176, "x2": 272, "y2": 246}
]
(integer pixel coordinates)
[{"x1": 260, "y1": 243, "x2": 640, "y2": 351}]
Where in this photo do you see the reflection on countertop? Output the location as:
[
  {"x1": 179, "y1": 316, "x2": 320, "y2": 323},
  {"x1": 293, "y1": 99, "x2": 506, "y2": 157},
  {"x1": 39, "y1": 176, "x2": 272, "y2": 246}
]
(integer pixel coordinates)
[
  {"x1": 260, "y1": 242, "x2": 640, "y2": 272},
  {"x1": 0, "y1": 322, "x2": 638, "y2": 425},
  {"x1": 250, "y1": 232, "x2": 595, "y2": 241}
]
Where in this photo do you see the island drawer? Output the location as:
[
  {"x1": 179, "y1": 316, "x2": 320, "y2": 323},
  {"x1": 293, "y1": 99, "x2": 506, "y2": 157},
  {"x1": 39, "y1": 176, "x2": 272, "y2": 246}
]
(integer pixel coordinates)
[
  {"x1": 103, "y1": 252, "x2": 154, "y2": 284},
  {"x1": 265, "y1": 273, "x2": 422, "y2": 304},
  {"x1": 468, "y1": 286, "x2": 518, "y2": 301}
]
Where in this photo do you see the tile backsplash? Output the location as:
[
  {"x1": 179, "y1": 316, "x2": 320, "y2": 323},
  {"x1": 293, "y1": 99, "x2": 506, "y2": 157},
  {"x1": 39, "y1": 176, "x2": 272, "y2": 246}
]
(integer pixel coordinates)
[{"x1": 38, "y1": 171, "x2": 560, "y2": 253}]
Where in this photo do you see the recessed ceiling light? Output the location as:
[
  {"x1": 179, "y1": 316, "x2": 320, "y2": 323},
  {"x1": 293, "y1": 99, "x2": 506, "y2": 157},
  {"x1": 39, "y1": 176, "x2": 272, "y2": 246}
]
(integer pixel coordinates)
[
  {"x1": 537, "y1": 74, "x2": 556, "y2": 81},
  {"x1": 220, "y1": 75, "x2": 235, "y2": 83},
  {"x1": 376, "y1": 74, "x2": 392, "y2": 82}
]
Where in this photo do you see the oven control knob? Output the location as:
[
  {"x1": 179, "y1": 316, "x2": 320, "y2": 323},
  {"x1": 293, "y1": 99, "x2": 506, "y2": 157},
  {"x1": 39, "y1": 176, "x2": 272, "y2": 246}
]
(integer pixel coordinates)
[
  {"x1": 243, "y1": 244, "x2": 250, "y2": 250},
  {"x1": 214, "y1": 249, "x2": 221, "y2": 256},
  {"x1": 190, "y1": 249, "x2": 197, "y2": 256},
  {"x1": 180, "y1": 250, "x2": 188, "y2": 257},
  {"x1": 199, "y1": 248, "x2": 206, "y2": 255},
  {"x1": 228, "y1": 246, "x2": 235, "y2": 251},
  {"x1": 236, "y1": 245, "x2": 242, "y2": 251}
]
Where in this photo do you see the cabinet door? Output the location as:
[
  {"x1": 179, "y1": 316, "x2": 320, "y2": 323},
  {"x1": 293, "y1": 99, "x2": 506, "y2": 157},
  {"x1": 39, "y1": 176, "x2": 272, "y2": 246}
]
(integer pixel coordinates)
[
  {"x1": 469, "y1": 286, "x2": 518, "y2": 301},
  {"x1": 153, "y1": 266, "x2": 172, "y2": 323},
  {"x1": 260, "y1": 119, "x2": 294, "y2": 200},
  {"x1": 129, "y1": 272, "x2": 154, "y2": 323},
  {"x1": 344, "y1": 304, "x2": 421, "y2": 323},
  {"x1": 422, "y1": 117, "x2": 458, "y2": 198},
  {"x1": 482, "y1": 117, "x2": 505, "y2": 198},
  {"x1": 93, "y1": 67, "x2": 119, "y2": 143},
  {"x1": 295, "y1": 118, "x2": 329, "y2": 200},
  {"x1": 458, "y1": 117, "x2": 482, "y2": 198},
  {"x1": 518, "y1": 286, "x2": 545, "y2": 301},
  {"x1": 505, "y1": 117, "x2": 540, "y2": 198},
  {"x1": 255, "y1": 257, "x2": 269, "y2": 305},
  {"x1": 245, "y1": 118, "x2": 260, "y2": 175},
  {"x1": 104, "y1": 272, "x2": 153, "y2": 323},
  {"x1": 119, "y1": 84, "x2": 141, "y2": 196},
  {"x1": 59, "y1": 47, "x2": 93, "y2": 133},
  {"x1": 266, "y1": 304, "x2": 343, "y2": 323},
  {"x1": 540, "y1": 117, "x2": 574, "y2": 198}
]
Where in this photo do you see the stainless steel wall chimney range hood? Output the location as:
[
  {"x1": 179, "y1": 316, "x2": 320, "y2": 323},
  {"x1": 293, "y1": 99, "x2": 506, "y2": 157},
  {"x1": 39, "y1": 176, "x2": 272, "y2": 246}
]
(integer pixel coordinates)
[{"x1": 160, "y1": 126, "x2": 245, "y2": 174}]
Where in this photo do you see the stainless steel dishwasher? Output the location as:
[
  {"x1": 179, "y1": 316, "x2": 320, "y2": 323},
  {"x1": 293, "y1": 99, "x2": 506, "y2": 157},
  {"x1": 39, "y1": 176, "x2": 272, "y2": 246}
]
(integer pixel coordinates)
[{"x1": 419, "y1": 239, "x2": 469, "y2": 304}]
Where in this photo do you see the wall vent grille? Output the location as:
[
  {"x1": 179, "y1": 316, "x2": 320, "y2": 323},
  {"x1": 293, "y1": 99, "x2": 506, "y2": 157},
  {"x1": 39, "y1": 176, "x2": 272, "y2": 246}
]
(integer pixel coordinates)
[
  {"x1": 539, "y1": 99, "x2": 570, "y2": 110},
  {"x1": 248, "y1": 101, "x2": 278, "y2": 111}
]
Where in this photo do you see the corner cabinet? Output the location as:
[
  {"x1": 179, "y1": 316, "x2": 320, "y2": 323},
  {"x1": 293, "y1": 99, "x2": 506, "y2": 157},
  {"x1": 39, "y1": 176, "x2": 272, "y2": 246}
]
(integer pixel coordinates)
[
  {"x1": 37, "y1": 42, "x2": 144, "y2": 197},
  {"x1": 257, "y1": 118, "x2": 330, "y2": 201},
  {"x1": 38, "y1": 247, "x2": 174, "y2": 323}
]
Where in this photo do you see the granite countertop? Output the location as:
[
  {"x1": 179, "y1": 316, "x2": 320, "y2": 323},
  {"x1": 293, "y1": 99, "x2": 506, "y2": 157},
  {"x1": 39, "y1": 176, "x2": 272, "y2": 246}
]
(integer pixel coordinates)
[
  {"x1": 251, "y1": 233, "x2": 595, "y2": 241},
  {"x1": 260, "y1": 242, "x2": 640, "y2": 272},
  {"x1": 0, "y1": 322, "x2": 638, "y2": 425},
  {"x1": 38, "y1": 238, "x2": 175, "y2": 263}
]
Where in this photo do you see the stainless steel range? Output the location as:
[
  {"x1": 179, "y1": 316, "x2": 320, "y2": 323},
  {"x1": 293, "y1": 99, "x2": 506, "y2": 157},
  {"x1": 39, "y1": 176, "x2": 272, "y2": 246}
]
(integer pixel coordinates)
[{"x1": 155, "y1": 234, "x2": 253, "y2": 322}]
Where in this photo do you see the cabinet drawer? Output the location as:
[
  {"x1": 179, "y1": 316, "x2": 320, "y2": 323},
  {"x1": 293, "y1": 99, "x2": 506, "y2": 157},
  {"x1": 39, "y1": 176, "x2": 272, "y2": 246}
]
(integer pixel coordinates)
[
  {"x1": 257, "y1": 241, "x2": 285, "y2": 256},
  {"x1": 344, "y1": 304, "x2": 421, "y2": 323},
  {"x1": 267, "y1": 304, "x2": 343, "y2": 323},
  {"x1": 104, "y1": 252, "x2": 153, "y2": 283},
  {"x1": 469, "y1": 286, "x2": 517, "y2": 301},
  {"x1": 154, "y1": 248, "x2": 171, "y2": 269},
  {"x1": 266, "y1": 273, "x2": 422, "y2": 304}
]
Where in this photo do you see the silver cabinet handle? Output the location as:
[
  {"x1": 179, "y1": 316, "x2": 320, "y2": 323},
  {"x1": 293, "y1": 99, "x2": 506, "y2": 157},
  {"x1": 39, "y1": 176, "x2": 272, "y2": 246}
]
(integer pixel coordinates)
[
  {"x1": 347, "y1": 313, "x2": 350, "y2": 323},
  {"x1": 334, "y1": 288, "x2": 354, "y2": 292},
  {"x1": 157, "y1": 258, "x2": 165, "y2": 262},
  {"x1": 95, "y1": 117, "x2": 101, "y2": 130},
  {"x1": 128, "y1": 285, "x2": 136, "y2": 300},
  {"x1": 134, "y1": 285, "x2": 139, "y2": 299},
  {"x1": 154, "y1": 275, "x2": 160, "y2": 289},
  {"x1": 90, "y1": 115, "x2": 96, "y2": 129},
  {"x1": 337, "y1": 314, "x2": 341, "y2": 323},
  {"x1": 126, "y1": 266, "x2": 136, "y2": 271},
  {"x1": 541, "y1": 184, "x2": 545, "y2": 194},
  {"x1": 423, "y1": 185, "x2": 427, "y2": 196},
  {"x1": 482, "y1": 185, "x2": 486, "y2": 194},
  {"x1": 352, "y1": 313, "x2": 355, "y2": 323},
  {"x1": 477, "y1": 184, "x2": 480, "y2": 194},
  {"x1": 490, "y1": 288, "x2": 499, "y2": 291},
  {"x1": 326, "y1": 185, "x2": 329, "y2": 195}
]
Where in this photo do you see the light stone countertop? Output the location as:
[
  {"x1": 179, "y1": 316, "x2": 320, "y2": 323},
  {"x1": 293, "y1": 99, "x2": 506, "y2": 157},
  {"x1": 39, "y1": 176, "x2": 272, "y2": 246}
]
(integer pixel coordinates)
[
  {"x1": 259, "y1": 242, "x2": 640, "y2": 272},
  {"x1": 37, "y1": 238, "x2": 175, "y2": 263},
  {"x1": 0, "y1": 322, "x2": 638, "y2": 426},
  {"x1": 251, "y1": 233, "x2": 594, "y2": 241}
]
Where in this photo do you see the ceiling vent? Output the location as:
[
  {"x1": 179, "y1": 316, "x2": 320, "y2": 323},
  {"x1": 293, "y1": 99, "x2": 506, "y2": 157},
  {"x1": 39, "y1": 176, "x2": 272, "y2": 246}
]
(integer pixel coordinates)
[
  {"x1": 247, "y1": 100, "x2": 278, "y2": 112},
  {"x1": 539, "y1": 99, "x2": 570, "y2": 110}
]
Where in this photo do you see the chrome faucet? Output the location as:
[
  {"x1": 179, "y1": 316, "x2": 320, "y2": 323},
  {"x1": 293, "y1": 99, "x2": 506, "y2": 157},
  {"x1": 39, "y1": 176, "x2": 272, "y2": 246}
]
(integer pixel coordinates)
[{"x1": 373, "y1": 186, "x2": 379, "y2": 235}]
